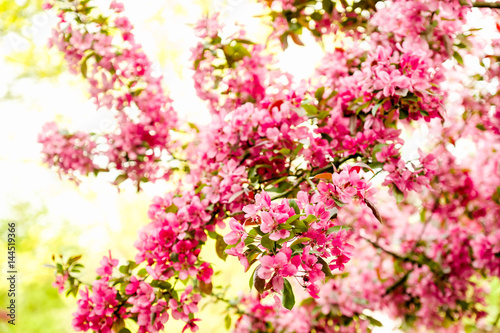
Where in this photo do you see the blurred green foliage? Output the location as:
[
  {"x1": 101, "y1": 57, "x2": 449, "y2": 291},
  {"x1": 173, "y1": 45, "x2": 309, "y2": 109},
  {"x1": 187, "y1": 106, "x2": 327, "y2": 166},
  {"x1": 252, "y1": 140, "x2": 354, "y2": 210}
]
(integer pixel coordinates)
[
  {"x1": 0, "y1": 0, "x2": 44, "y2": 35},
  {"x1": 0, "y1": 0, "x2": 65, "y2": 84},
  {"x1": 0, "y1": 202, "x2": 79, "y2": 332}
]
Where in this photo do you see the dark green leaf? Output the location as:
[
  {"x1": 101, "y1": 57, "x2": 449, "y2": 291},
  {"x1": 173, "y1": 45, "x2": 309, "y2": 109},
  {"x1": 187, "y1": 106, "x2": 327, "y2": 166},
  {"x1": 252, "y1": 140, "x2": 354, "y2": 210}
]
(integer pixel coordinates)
[
  {"x1": 291, "y1": 219, "x2": 308, "y2": 232},
  {"x1": 254, "y1": 265, "x2": 266, "y2": 293},
  {"x1": 311, "y1": 12, "x2": 323, "y2": 22},
  {"x1": 216, "y1": 235, "x2": 228, "y2": 261},
  {"x1": 399, "y1": 108, "x2": 409, "y2": 119},
  {"x1": 282, "y1": 279, "x2": 295, "y2": 310},
  {"x1": 285, "y1": 214, "x2": 301, "y2": 224},
  {"x1": 260, "y1": 234, "x2": 274, "y2": 251},
  {"x1": 289, "y1": 199, "x2": 300, "y2": 214},
  {"x1": 303, "y1": 214, "x2": 317, "y2": 223},
  {"x1": 249, "y1": 265, "x2": 257, "y2": 290},
  {"x1": 322, "y1": 0, "x2": 334, "y2": 14},
  {"x1": 315, "y1": 87, "x2": 325, "y2": 101},
  {"x1": 453, "y1": 51, "x2": 464, "y2": 65},
  {"x1": 292, "y1": 143, "x2": 304, "y2": 156},
  {"x1": 317, "y1": 257, "x2": 333, "y2": 277}
]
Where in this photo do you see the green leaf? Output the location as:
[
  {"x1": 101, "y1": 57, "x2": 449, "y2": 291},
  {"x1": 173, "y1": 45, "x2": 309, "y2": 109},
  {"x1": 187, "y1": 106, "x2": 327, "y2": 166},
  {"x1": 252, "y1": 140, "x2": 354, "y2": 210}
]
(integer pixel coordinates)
[
  {"x1": 225, "y1": 314, "x2": 232, "y2": 330},
  {"x1": 233, "y1": 38, "x2": 255, "y2": 45},
  {"x1": 302, "y1": 104, "x2": 318, "y2": 116},
  {"x1": 282, "y1": 279, "x2": 295, "y2": 310},
  {"x1": 292, "y1": 143, "x2": 304, "y2": 156},
  {"x1": 311, "y1": 12, "x2": 323, "y2": 22},
  {"x1": 404, "y1": 94, "x2": 419, "y2": 102},
  {"x1": 280, "y1": 32, "x2": 289, "y2": 49},
  {"x1": 285, "y1": 214, "x2": 300, "y2": 225},
  {"x1": 364, "y1": 315, "x2": 383, "y2": 327},
  {"x1": 249, "y1": 265, "x2": 257, "y2": 290},
  {"x1": 300, "y1": 297, "x2": 315, "y2": 306},
  {"x1": 318, "y1": 110, "x2": 330, "y2": 120},
  {"x1": 334, "y1": 198, "x2": 346, "y2": 207},
  {"x1": 317, "y1": 257, "x2": 333, "y2": 277},
  {"x1": 290, "y1": 237, "x2": 310, "y2": 247},
  {"x1": 303, "y1": 214, "x2": 317, "y2": 223},
  {"x1": 207, "y1": 230, "x2": 219, "y2": 239},
  {"x1": 453, "y1": 51, "x2": 464, "y2": 65},
  {"x1": 291, "y1": 219, "x2": 308, "y2": 232},
  {"x1": 321, "y1": 133, "x2": 333, "y2": 142},
  {"x1": 81, "y1": 57, "x2": 88, "y2": 78},
  {"x1": 260, "y1": 234, "x2": 274, "y2": 251},
  {"x1": 137, "y1": 268, "x2": 147, "y2": 277},
  {"x1": 118, "y1": 329, "x2": 132, "y2": 333},
  {"x1": 165, "y1": 204, "x2": 178, "y2": 214},
  {"x1": 288, "y1": 200, "x2": 300, "y2": 214},
  {"x1": 392, "y1": 186, "x2": 405, "y2": 204},
  {"x1": 194, "y1": 183, "x2": 207, "y2": 195},
  {"x1": 277, "y1": 222, "x2": 293, "y2": 230},
  {"x1": 315, "y1": 87, "x2": 325, "y2": 101},
  {"x1": 114, "y1": 174, "x2": 128, "y2": 185},
  {"x1": 252, "y1": 227, "x2": 266, "y2": 236},
  {"x1": 371, "y1": 101, "x2": 383, "y2": 116},
  {"x1": 187, "y1": 122, "x2": 200, "y2": 132},
  {"x1": 253, "y1": 265, "x2": 266, "y2": 293},
  {"x1": 216, "y1": 235, "x2": 228, "y2": 261},
  {"x1": 420, "y1": 208, "x2": 427, "y2": 222},
  {"x1": 322, "y1": 0, "x2": 334, "y2": 14},
  {"x1": 327, "y1": 225, "x2": 351, "y2": 233},
  {"x1": 399, "y1": 108, "x2": 409, "y2": 119}
]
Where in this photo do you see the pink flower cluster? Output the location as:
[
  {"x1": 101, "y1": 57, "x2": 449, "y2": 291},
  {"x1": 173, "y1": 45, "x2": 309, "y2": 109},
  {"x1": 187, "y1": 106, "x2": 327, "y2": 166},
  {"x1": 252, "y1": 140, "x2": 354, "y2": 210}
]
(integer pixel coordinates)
[
  {"x1": 72, "y1": 281, "x2": 123, "y2": 333},
  {"x1": 126, "y1": 277, "x2": 169, "y2": 333},
  {"x1": 381, "y1": 147, "x2": 438, "y2": 198},
  {"x1": 316, "y1": 167, "x2": 375, "y2": 208},
  {"x1": 41, "y1": 0, "x2": 178, "y2": 185},
  {"x1": 134, "y1": 192, "x2": 212, "y2": 282},
  {"x1": 371, "y1": 0, "x2": 470, "y2": 61},
  {"x1": 38, "y1": 122, "x2": 97, "y2": 180},
  {"x1": 191, "y1": 14, "x2": 293, "y2": 115},
  {"x1": 52, "y1": 272, "x2": 68, "y2": 294},
  {"x1": 225, "y1": 168, "x2": 375, "y2": 299}
]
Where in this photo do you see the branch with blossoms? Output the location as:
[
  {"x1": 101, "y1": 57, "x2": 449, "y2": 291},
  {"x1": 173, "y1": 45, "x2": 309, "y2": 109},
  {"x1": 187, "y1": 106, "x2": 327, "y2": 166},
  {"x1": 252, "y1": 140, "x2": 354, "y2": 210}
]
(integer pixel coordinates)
[
  {"x1": 223, "y1": 166, "x2": 374, "y2": 307},
  {"x1": 39, "y1": 0, "x2": 179, "y2": 188},
  {"x1": 40, "y1": 0, "x2": 500, "y2": 332}
]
